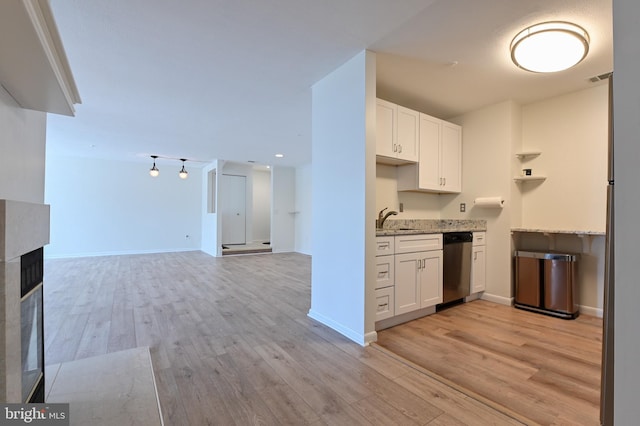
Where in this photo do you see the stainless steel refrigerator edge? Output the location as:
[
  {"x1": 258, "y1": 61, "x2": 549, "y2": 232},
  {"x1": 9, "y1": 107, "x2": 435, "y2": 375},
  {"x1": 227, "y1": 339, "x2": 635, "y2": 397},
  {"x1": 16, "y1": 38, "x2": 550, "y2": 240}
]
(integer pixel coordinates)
[{"x1": 600, "y1": 74, "x2": 614, "y2": 426}]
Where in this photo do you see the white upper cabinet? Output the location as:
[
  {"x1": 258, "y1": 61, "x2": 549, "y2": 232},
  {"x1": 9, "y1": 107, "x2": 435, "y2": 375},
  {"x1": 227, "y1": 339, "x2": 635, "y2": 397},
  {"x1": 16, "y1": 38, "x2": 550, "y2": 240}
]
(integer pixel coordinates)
[
  {"x1": 440, "y1": 121, "x2": 462, "y2": 192},
  {"x1": 396, "y1": 113, "x2": 462, "y2": 194},
  {"x1": 376, "y1": 99, "x2": 419, "y2": 164}
]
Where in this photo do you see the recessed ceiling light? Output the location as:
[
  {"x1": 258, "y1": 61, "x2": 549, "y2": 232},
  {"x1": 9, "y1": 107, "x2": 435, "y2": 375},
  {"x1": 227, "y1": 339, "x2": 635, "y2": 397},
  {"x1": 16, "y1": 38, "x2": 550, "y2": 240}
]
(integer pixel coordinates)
[
  {"x1": 511, "y1": 21, "x2": 589, "y2": 73},
  {"x1": 275, "y1": 153, "x2": 284, "y2": 158}
]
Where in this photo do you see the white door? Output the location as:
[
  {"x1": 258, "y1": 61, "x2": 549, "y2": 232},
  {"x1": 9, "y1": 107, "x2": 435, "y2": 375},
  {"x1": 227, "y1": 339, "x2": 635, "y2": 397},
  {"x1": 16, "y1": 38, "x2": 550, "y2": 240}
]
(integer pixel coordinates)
[{"x1": 221, "y1": 174, "x2": 246, "y2": 245}]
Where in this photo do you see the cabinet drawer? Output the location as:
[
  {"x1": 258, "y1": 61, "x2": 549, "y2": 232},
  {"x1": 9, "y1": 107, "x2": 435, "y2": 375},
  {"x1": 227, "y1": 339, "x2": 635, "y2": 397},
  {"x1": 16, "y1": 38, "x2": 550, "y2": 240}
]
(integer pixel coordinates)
[
  {"x1": 395, "y1": 234, "x2": 442, "y2": 254},
  {"x1": 375, "y1": 287, "x2": 395, "y2": 321},
  {"x1": 473, "y1": 232, "x2": 486, "y2": 246},
  {"x1": 375, "y1": 255, "x2": 394, "y2": 289},
  {"x1": 376, "y1": 236, "x2": 395, "y2": 256}
]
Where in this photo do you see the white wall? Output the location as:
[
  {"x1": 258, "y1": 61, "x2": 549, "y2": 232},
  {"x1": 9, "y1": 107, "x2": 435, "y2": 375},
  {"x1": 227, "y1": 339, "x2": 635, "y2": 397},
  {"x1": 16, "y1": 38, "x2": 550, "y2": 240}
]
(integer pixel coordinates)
[
  {"x1": 44, "y1": 155, "x2": 202, "y2": 258},
  {"x1": 294, "y1": 164, "x2": 312, "y2": 255},
  {"x1": 613, "y1": 0, "x2": 640, "y2": 420},
  {"x1": 515, "y1": 85, "x2": 608, "y2": 315},
  {"x1": 440, "y1": 101, "x2": 519, "y2": 302},
  {"x1": 521, "y1": 84, "x2": 608, "y2": 232},
  {"x1": 271, "y1": 166, "x2": 296, "y2": 253},
  {"x1": 309, "y1": 50, "x2": 376, "y2": 346},
  {"x1": 376, "y1": 164, "x2": 441, "y2": 220},
  {"x1": 252, "y1": 169, "x2": 271, "y2": 242},
  {"x1": 0, "y1": 86, "x2": 47, "y2": 203}
]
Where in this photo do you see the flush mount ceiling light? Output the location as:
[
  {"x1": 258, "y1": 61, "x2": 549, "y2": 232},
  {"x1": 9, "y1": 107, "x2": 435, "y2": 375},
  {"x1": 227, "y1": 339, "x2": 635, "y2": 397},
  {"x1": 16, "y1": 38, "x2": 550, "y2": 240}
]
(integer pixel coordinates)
[
  {"x1": 510, "y1": 21, "x2": 590, "y2": 73},
  {"x1": 178, "y1": 159, "x2": 188, "y2": 179},
  {"x1": 149, "y1": 155, "x2": 160, "y2": 177}
]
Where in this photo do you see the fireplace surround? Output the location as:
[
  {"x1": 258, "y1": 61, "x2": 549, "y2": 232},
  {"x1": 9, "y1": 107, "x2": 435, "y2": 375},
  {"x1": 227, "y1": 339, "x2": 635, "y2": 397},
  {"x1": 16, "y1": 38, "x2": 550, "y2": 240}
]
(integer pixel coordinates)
[{"x1": 0, "y1": 200, "x2": 50, "y2": 402}]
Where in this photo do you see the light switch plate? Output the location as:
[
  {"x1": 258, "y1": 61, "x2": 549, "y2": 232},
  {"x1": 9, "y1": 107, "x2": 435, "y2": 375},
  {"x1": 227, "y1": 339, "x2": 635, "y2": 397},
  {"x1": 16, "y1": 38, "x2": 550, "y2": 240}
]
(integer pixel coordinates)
[{"x1": 399, "y1": 203, "x2": 404, "y2": 212}]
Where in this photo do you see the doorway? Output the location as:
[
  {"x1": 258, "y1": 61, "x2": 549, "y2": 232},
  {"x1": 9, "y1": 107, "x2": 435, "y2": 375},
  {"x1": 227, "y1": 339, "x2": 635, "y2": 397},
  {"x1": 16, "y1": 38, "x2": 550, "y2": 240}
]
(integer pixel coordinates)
[{"x1": 220, "y1": 174, "x2": 247, "y2": 245}]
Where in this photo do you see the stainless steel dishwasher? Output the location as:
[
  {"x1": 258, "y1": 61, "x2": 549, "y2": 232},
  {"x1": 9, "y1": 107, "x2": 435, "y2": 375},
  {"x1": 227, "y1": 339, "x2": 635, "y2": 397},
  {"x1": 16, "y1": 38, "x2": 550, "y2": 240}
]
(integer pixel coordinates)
[{"x1": 438, "y1": 232, "x2": 473, "y2": 309}]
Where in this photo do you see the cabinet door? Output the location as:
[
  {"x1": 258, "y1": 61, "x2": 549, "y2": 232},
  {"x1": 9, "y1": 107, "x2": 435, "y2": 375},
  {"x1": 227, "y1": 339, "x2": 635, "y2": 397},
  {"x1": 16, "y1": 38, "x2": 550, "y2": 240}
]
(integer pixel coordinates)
[
  {"x1": 441, "y1": 122, "x2": 462, "y2": 193},
  {"x1": 396, "y1": 106, "x2": 419, "y2": 162},
  {"x1": 418, "y1": 113, "x2": 441, "y2": 190},
  {"x1": 375, "y1": 255, "x2": 394, "y2": 290},
  {"x1": 471, "y1": 245, "x2": 486, "y2": 293},
  {"x1": 420, "y1": 250, "x2": 443, "y2": 308},
  {"x1": 395, "y1": 253, "x2": 421, "y2": 315},
  {"x1": 376, "y1": 99, "x2": 396, "y2": 158}
]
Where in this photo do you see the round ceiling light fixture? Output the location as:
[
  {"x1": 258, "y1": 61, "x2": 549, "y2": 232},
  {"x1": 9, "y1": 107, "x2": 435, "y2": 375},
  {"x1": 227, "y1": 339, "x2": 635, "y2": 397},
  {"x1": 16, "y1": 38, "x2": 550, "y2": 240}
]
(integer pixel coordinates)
[{"x1": 510, "y1": 21, "x2": 590, "y2": 73}]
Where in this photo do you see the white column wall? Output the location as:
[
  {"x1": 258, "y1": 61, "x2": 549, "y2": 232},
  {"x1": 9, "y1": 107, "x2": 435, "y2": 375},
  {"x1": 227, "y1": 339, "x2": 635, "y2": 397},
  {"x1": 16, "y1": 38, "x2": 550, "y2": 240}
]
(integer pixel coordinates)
[
  {"x1": 201, "y1": 160, "x2": 221, "y2": 256},
  {"x1": 309, "y1": 50, "x2": 376, "y2": 346}
]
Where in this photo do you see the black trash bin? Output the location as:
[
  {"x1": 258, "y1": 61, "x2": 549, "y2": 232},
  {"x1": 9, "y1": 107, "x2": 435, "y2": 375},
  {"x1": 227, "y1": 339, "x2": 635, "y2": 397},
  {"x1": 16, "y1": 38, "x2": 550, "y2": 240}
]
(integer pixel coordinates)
[{"x1": 514, "y1": 250, "x2": 579, "y2": 319}]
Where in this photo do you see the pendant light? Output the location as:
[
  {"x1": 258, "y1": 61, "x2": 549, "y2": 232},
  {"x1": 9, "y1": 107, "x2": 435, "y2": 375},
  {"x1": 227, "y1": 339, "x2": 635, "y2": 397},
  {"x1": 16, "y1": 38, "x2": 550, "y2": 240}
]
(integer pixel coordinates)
[
  {"x1": 149, "y1": 155, "x2": 159, "y2": 177},
  {"x1": 178, "y1": 159, "x2": 188, "y2": 179},
  {"x1": 510, "y1": 21, "x2": 590, "y2": 73}
]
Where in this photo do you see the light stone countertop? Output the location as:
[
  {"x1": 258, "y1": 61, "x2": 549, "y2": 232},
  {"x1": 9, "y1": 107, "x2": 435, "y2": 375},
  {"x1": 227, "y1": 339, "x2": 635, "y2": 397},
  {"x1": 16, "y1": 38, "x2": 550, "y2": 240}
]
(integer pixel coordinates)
[
  {"x1": 376, "y1": 219, "x2": 486, "y2": 237},
  {"x1": 511, "y1": 227, "x2": 605, "y2": 236}
]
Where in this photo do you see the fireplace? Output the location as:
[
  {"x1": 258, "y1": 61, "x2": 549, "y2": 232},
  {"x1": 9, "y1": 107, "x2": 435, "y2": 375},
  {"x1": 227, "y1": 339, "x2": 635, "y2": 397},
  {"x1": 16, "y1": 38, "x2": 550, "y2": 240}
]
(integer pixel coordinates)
[
  {"x1": 1, "y1": 200, "x2": 50, "y2": 403},
  {"x1": 20, "y1": 247, "x2": 44, "y2": 402}
]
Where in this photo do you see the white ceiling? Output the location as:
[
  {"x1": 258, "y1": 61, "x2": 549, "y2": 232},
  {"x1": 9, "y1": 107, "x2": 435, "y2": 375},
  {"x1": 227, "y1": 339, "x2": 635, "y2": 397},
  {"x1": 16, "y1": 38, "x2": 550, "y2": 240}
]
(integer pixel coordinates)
[{"x1": 46, "y1": 0, "x2": 612, "y2": 168}]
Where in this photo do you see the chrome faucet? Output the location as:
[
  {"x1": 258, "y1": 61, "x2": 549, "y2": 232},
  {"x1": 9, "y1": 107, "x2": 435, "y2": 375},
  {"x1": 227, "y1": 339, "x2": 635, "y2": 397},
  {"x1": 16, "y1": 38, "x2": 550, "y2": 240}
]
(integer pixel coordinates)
[{"x1": 377, "y1": 207, "x2": 398, "y2": 229}]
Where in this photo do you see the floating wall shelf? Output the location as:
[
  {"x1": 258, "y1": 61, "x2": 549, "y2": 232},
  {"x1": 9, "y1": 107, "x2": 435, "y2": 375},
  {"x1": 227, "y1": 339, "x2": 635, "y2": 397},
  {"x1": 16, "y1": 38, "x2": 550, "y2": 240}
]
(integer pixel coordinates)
[
  {"x1": 513, "y1": 176, "x2": 546, "y2": 182},
  {"x1": 515, "y1": 151, "x2": 541, "y2": 159}
]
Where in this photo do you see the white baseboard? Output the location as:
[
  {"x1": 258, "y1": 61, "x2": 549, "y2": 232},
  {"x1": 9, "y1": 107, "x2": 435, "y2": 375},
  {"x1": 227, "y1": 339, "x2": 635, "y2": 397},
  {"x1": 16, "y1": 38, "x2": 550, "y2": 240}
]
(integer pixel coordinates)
[
  {"x1": 480, "y1": 292, "x2": 514, "y2": 306},
  {"x1": 44, "y1": 248, "x2": 198, "y2": 260},
  {"x1": 307, "y1": 309, "x2": 367, "y2": 347},
  {"x1": 579, "y1": 305, "x2": 603, "y2": 318}
]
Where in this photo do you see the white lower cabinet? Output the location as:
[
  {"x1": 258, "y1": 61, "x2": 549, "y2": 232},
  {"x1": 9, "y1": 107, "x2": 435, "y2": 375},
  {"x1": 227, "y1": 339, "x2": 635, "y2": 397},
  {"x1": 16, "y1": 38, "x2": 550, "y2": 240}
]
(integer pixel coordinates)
[
  {"x1": 471, "y1": 232, "x2": 486, "y2": 294},
  {"x1": 375, "y1": 234, "x2": 443, "y2": 322},
  {"x1": 394, "y1": 236, "x2": 443, "y2": 316}
]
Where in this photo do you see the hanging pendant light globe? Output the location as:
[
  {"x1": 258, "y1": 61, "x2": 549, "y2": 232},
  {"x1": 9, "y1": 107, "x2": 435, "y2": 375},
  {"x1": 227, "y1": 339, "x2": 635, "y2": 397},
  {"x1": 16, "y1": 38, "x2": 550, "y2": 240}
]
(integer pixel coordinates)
[
  {"x1": 179, "y1": 159, "x2": 188, "y2": 179},
  {"x1": 149, "y1": 155, "x2": 160, "y2": 177},
  {"x1": 511, "y1": 21, "x2": 590, "y2": 73}
]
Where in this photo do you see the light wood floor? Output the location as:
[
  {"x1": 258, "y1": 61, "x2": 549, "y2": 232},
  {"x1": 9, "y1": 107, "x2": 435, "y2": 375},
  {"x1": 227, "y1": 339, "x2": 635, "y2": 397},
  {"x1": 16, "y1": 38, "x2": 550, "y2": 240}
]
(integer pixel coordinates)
[
  {"x1": 44, "y1": 251, "x2": 524, "y2": 425},
  {"x1": 376, "y1": 300, "x2": 603, "y2": 426}
]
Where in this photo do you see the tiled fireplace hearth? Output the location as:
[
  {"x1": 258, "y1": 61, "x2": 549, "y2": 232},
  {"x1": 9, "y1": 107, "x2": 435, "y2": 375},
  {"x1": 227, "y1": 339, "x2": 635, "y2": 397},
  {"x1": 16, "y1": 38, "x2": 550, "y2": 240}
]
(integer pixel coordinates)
[{"x1": 0, "y1": 200, "x2": 50, "y2": 402}]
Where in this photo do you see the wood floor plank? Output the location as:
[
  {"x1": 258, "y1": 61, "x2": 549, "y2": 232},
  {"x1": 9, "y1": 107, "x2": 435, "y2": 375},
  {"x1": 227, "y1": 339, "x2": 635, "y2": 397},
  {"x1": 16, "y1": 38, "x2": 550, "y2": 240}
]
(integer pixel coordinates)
[
  {"x1": 377, "y1": 300, "x2": 602, "y2": 425},
  {"x1": 45, "y1": 252, "x2": 582, "y2": 425}
]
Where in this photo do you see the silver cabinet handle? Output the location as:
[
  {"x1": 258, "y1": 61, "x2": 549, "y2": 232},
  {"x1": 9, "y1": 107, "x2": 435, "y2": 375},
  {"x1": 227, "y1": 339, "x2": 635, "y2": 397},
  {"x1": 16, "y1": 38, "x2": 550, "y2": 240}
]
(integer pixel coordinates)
[{"x1": 398, "y1": 144, "x2": 402, "y2": 153}]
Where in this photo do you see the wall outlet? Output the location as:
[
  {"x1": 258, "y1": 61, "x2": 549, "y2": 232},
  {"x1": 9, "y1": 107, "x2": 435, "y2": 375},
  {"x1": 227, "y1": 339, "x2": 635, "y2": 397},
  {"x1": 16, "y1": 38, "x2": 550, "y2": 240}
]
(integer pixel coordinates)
[
  {"x1": 460, "y1": 203, "x2": 466, "y2": 212},
  {"x1": 399, "y1": 203, "x2": 404, "y2": 212}
]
